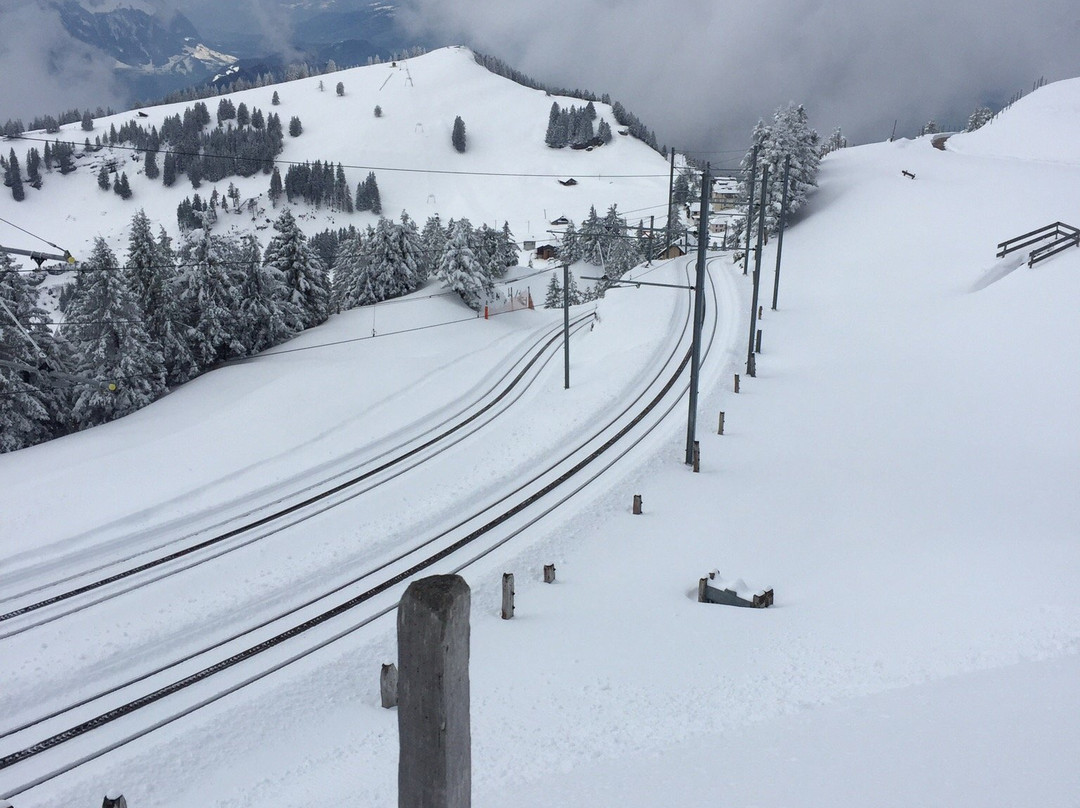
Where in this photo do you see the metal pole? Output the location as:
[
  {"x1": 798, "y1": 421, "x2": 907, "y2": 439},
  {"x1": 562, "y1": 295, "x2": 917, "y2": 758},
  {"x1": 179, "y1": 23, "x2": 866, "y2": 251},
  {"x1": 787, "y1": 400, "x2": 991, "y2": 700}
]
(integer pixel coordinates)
[
  {"x1": 648, "y1": 214, "x2": 655, "y2": 264},
  {"x1": 685, "y1": 164, "x2": 710, "y2": 465},
  {"x1": 562, "y1": 263, "x2": 570, "y2": 389},
  {"x1": 666, "y1": 149, "x2": 676, "y2": 250},
  {"x1": 742, "y1": 145, "x2": 758, "y2": 275},
  {"x1": 771, "y1": 155, "x2": 791, "y2": 311},
  {"x1": 746, "y1": 165, "x2": 769, "y2": 377}
]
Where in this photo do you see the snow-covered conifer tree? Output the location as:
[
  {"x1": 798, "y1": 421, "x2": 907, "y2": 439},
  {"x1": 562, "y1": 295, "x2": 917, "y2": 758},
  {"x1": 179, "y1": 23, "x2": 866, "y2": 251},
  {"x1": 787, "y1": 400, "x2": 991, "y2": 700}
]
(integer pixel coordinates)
[
  {"x1": 177, "y1": 228, "x2": 246, "y2": 369},
  {"x1": 63, "y1": 238, "x2": 165, "y2": 429},
  {"x1": 498, "y1": 222, "x2": 520, "y2": 269},
  {"x1": 0, "y1": 252, "x2": 60, "y2": 450},
  {"x1": 436, "y1": 219, "x2": 487, "y2": 310},
  {"x1": 263, "y1": 208, "x2": 330, "y2": 328},
  {"x1": 236, "y1": 233, "x2": 302, "y2": 353},
  {"x1": 543, "y1": 272, "x2": 562, "y2": 309}
]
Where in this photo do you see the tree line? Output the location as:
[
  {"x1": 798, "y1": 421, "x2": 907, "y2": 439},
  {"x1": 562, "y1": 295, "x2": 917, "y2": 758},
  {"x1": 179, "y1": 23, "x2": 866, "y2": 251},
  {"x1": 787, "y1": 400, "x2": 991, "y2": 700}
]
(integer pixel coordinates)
[{"x1": 1, "y1": 206, "x2": 523, "y2": 453}]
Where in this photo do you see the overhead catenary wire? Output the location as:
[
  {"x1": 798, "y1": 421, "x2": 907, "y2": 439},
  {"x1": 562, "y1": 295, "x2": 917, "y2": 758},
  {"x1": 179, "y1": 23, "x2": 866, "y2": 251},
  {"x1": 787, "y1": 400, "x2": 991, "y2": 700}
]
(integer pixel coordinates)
[
  {"x1": 6, "y1": 133, "x2": 673, "y2": 179},
  {"x1": 0, "y1": 302, "x2": 544, "y2": 401}
]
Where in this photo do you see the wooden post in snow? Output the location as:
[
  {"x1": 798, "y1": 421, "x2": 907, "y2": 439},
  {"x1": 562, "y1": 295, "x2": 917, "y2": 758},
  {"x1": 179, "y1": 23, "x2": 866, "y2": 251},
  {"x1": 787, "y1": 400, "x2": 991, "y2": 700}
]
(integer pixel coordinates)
[
  {"x1": 718, "y1": 411, "x2": 725, "y2": 435},
  {"x1": 543, "y1": 564, "x2": 556, "y2": 584},
  {"x1": 501, "y1": 573, "x2": 515, "y2": 620},
  {"x1": 632, "y1": 494, "x2": 643, "y2": 515},
  {"x1": 397, "y1": 575, "x2": 471, "y2": 808},
  {"x1": 734, "y1": 374, "x2": 740, "y2": 393},
  {"x1": 381, "y1": 663, "x2": 398, "y2": 708}
]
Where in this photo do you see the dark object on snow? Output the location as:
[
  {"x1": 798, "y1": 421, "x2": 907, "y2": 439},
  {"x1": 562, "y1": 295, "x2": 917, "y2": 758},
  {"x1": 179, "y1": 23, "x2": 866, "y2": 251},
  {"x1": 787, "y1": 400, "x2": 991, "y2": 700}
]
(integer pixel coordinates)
[
  {"x1": 558, "y1": 178, "x2": 577, "y2": 186},
  {"x1": 102, "y1": 794, "x2": 128, "y2": 808},
  {"x1": 550, "y1": 216, "x2": 569, "y2": 225},
  {"x1": 535, "y1": 244, "x2": 558, "y2": 260},
  {"x1": 137, "y1": 111, "x2": 149, "y2": 118},
  {"x1": 697, "y1": 570, "x2": 773, "y2": 608},
  {"x1": 901, "y1": 170, "x2": 916, "y2": 179},
  {"x1": 997, "y1": 221, "x2": 1080, "y2": 267}
]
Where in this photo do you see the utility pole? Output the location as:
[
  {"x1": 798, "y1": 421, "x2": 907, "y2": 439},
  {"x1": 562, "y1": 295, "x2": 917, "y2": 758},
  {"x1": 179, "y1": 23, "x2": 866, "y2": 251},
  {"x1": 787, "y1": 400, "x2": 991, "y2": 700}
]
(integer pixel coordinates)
[
  {"x1": 666, "y1": 149, "x2": 676, "y2": 251},
  {"x1": 746, "y1": 165, "x2": 769, "y2": 378},
  {"x1": 685, "y1": 164, "x2": 710, "y2": 466},
  {"x1": 648, "y1": 214, "x2": 655, "y2": 264},
  {"x1": 562, "y1": 262, "x2": 570, "y2": 389},
  {"x1": 742, "y1": 145, "x2": 758, "y2": 275},
  {"x1": 771, "y1": 155, "x2": 791, "y2": 311}
]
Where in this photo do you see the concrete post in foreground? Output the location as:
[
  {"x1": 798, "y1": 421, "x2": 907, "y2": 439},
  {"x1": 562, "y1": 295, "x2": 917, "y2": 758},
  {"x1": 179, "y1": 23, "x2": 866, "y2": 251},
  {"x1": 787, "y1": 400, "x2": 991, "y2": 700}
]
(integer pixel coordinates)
[
  {"x1": 102, "y1": 795, "x2": 128, "y2": 808},
  {"x1": 398, "y1": 575, "x2": 471, "y2": 808},
  {"x1": 632, "y1": 494, "x2": 643, "y2": 515}
]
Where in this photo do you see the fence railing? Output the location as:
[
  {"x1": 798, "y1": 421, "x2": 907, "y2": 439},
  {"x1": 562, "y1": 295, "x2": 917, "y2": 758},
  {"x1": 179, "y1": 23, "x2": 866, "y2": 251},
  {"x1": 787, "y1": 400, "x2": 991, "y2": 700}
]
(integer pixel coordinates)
[{"x1": 996, "y1": 222, "x2": 1080, "y2": 267}]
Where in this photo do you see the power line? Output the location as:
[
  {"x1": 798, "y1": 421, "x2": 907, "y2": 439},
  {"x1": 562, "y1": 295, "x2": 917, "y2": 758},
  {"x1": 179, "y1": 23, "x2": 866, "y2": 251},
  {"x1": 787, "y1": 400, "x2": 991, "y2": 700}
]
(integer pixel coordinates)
[{"x1": 8, "y1": 133, "x2": 672, "y2": 180}]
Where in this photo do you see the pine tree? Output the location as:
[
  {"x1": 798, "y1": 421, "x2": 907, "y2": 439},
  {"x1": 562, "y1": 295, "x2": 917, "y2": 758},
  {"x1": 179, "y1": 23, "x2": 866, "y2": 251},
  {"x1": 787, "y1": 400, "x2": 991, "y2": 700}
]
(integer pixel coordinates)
[
  {"x1": 263, "y1": 208, "x2": 330, "y2": 328},
  {"x1": 452, "y1": 116, "x2": 467, "y2": 153},
  {"x1": 543, "y1": 272, "x2": 562, "y2": 309},
  {"x1": 162, "y1": 152, "x2": 177, "y2": 187},
  {"x1": 6, "y1": 149, "x2": 24, "y2": 201},
  {"x1": 114, "y1": 171, "x2": 132, "y2": 199},
  {"x1": 336, "y1": 81, "x2": 345, "y2": 96},
  {"x1": 272, "y1": 91, "x2": 280, "y2": 106},
  {"x1": 559, "y1": 221, "x2": 581, "y2": 264},
  {"x1": 965, "y1": 106, "x2": 993, "y2": 132},
  {"x1": 0, "y1": 251, "x2": 59, "y2": 451},
  {"x1": 236, "y1": 103, "x2": 250, "y2": 128},
  {"x1": 63, "y1": 238, "x2": 166, "y2": 428},
  {"x1": 578, "y1": 206, "x2": 606, "y2": 265},
  {"x1": 289, "y1": 116, "x2": 303, "y2": 137},
  {"x1": 672, "y1": 173, "x2": 690, "y2": 207},
  {"x1": 97, "y1": 164, "x2": 111, "y2": 190},
  {"x1": 25, "y1": 148, "x2": 41, "y2": 189},
  {"x1": 81, "y1": 109, "x2": 94, "y2": 131},
  {"x1": 144, "y1": 148, "x2": 159, "y2": 180},
  {"x1": 331, "y1": 233, "x2": 367, "y2": 310},
  {"x1": 177, "y1": 229, "x2": 246, "y2": 369},
  {"x1": 153, "y1": 228, "x2": 197, "y2": 385},
  {"x1": 499, "y1": 222, "x2": 520, "y2": 269},
  {"x1": 269, "y1": 166, "x2": 283, "y2": 207},
  {"x1": 545, "y1": 102, "x2": 561, "y2": 147},
  {"x1": 420, "y1": 214, "x2": 446, "y2": 280},
  {"x1": 236, "y1": 233, "x2": 302, "y2": 353},
  {"x1": 374, "y1": 105, "x2": 382, "y2": 118},
  {"x1": 598, "y1": 119, "x2": 613, "y2": 145},
  {"x1": 436, "y1": 219, "x2": 487, "y2": 310}
]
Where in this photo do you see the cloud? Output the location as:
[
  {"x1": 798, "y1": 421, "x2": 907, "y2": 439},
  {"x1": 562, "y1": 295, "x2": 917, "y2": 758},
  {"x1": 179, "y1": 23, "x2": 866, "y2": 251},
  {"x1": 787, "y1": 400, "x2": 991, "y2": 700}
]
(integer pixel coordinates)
[
  {"x1": 0, "y1": 1, "x2": 126, "y2": 123},
  {"x1": 398, "y1": 0, "x2": 1080, "y2": 156}
]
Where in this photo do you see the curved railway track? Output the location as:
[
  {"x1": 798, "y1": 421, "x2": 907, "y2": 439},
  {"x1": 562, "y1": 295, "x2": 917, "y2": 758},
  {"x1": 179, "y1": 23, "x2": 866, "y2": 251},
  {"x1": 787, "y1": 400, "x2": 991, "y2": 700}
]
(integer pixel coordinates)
[
  {"x1": 0, "y1": 312, "x2": 595, "y2": 635},
  {"x1": 0, "y1": 258, "x2": 729, "y2": 800}
]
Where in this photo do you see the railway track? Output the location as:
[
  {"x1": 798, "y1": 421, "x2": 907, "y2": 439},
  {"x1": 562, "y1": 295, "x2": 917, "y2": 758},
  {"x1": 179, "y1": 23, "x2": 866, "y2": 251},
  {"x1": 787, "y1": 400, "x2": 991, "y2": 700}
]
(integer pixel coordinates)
[
  {"x1": 0, "y1": 258, "x2": 726, "y2": 800},
  {"x1": 0, "y1": 312, "x2": 595, "y2": 637}
]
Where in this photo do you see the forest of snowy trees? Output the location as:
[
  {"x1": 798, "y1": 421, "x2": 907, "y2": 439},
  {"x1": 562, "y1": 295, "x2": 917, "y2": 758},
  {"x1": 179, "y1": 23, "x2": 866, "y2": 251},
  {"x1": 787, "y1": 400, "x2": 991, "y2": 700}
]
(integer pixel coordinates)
[
  {"x1": 1, "y1": 206, "x2": 524, "y2": 452},
  {"x1": 1, "y1": 100, "x2": 294, "y2": 203}
]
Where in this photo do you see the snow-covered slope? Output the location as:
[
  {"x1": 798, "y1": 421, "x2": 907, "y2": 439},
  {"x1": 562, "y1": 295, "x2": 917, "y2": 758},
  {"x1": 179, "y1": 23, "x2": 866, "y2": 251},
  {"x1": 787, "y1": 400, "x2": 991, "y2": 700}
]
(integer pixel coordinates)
[
  {"x1": 1, "y1": 46, "x2": 669, "y2": 267},
  {"x1": 2, "y1": 72, "x2": 1079, "y2": 808},
  {"x1": 946, "y1": 76, "x2": 1080, "y2": 165}
]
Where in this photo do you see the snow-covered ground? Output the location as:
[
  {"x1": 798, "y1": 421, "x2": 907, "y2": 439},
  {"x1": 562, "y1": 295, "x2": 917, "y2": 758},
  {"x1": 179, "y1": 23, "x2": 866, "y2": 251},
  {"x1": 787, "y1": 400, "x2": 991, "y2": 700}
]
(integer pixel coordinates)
[{"x1": 2, "y1": 62, "x2": 1079, "y2": 807}]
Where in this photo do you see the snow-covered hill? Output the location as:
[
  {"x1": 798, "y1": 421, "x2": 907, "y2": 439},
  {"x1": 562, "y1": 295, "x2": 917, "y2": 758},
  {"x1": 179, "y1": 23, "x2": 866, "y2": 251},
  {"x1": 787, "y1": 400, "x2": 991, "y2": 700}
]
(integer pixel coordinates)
[
  {"x1": 1, "y1": 46, "x2": 670, "y2": 269},
  {"x1": 1, "y1": 67, "x2": 1078, "y2": 808}
]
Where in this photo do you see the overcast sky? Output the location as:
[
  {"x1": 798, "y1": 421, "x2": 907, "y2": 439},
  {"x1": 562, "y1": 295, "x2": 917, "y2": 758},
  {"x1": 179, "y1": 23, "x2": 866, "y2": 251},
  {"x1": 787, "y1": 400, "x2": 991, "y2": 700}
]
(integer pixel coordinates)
[
  {"x1": 398, "y1": 0, "x2": 1080, "y2": 160},
  {"x1": 2, "y1": 0, "x2": 1078, "y2": 161}
]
